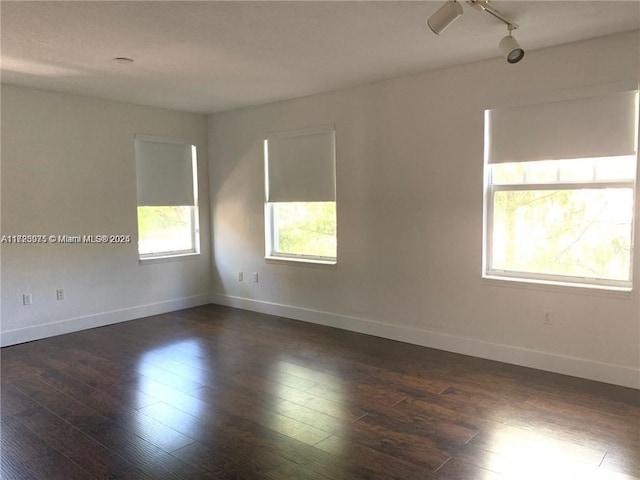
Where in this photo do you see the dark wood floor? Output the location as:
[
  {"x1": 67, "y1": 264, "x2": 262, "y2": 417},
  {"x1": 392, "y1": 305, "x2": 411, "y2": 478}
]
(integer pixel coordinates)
[{"x1": 1, "y1": 304, "x2": 638, "y2": 480}]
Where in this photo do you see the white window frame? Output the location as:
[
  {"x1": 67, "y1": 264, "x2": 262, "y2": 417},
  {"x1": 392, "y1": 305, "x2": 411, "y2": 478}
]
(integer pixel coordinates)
[
  {"x1": 135, "y1": 137, "x2": 200, "y2": 264},
  {"x1": 264, "y1": 125, "x2": 337, "y2": 266},
  {"x1": 264, "y1": 201, "x2": 337, "y2": 265},
  {"x1": 138, "y1": 204, "x2": 200, "y2": 262},
  {"x1": 482, "y1": 88, "x2": 639, "y2": 291},
  {"x1": 483, "y1": 160, "x2": 636, "y2": 291}
]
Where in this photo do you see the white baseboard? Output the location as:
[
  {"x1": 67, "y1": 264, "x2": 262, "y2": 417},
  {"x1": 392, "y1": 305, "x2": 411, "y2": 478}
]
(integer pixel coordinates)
[
  {"x1": 0, "y1": 293, "x2": 211, "y2": 347},
  {"x1": 211, "y1": 293, "x2": 640, "y2": 390}
]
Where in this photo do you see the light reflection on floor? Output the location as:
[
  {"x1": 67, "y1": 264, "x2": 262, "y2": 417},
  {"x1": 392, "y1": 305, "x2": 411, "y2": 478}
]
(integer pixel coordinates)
[
  {"x1": 268, "y1": 359, "x2": 347, "y2": 448},
  {"x1": 133, "y1": 339, "x2": 208, "y2": 452},
  {"x1": 484, "y1": 424, "x2": 638, "y2": 480}
]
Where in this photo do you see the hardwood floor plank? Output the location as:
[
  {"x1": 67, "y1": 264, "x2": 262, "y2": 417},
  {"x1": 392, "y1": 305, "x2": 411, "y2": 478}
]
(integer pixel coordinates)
[
  {"x1": 271, "y1": 399, "x2": 352, "y2": 435},
  {"x1": 314, "y1": 434, "x2": 432, "y2": 480},
  {"x1": 1, "y1": 414, "x2": 94, "y2": 480},
  {"x1": 363, "y1": 397, "x2": 479, "y2": 449},
  {"x1": 347, "y1": 413, "x2": 451, "y2": 472},
  {"x1": 36, "y1": 367, "x2": 157, "y2": 412},
  {"x1": 156, "y1": 396, "x2": 365, "y2": 480},
  {"x1": 136, "y1": 401, "x2": 210, "y2": 439},
  {"x1": 306, "y1": 379, "x2": 406, "y2": 408},
  {"x1": 0, "y1": 414, "x2": 54, "y2": 468},
  {"x1": 2, "y1": 304, "x2": 637, "y2": 480},
  {"x1": 8, "y1": 377, "x2": 202, "y2": 479},
  {"x1": 3, "y1": 385, "x2": 153, "y2": 480},
  {"x1": 1, "y1": 449, "x2": 39, "y2": 480},
  {"x1": 195, "y1": 385, "x2": 332, "y2": 446},
  {"x1": 118, "y1": 376, "x2": 210, "y2": 414},
  {"x1": 434, "y1": 456, "x2": 503, "y2": 480},
  {"x1": 258, "y1": 383, "x2": 367, "y2": 422},
  {"x1": 600, "y1": 451, "x2": 640, "y2": 478},
  {"x1": 0, "y1": 356, "x2": 45, "y2": 384},
  {"x1": 21, "y1": 451, "x2": 95, "y2": 480},
  {"x1": 467, "y1": 421, "x2": 609, "y2": 477},
  {"x1": 171, "y1": 438, "x2": 284, "y2": 480}
]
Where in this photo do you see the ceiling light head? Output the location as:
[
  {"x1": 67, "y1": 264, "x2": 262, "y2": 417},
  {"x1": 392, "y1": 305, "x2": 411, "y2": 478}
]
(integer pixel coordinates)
[
  {"x1": 499, "y1": 30, "x2": 524, "y2": 64},
  {"x1": 427, "y1": 1, "x2": 463, "y2": 35},
  {"x1": 427, "y1": 0, "x2": 525, "y2": 65}
]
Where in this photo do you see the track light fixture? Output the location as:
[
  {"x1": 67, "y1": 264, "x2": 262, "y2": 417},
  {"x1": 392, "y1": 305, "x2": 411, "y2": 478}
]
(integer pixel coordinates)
[
  {"x1": 427, "y1": 0, "x2": 525, "y2": 64},
  {"x1": 499, "y1": 25, "x2": 525, "y2": 64},
  {"x1": 427, "y1": 0, "x2": 463, "y2": 35}
]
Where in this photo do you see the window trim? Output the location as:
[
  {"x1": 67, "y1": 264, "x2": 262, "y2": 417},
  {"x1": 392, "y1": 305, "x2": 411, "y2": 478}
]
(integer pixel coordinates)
[
  {"x1": 483, "y1": 162, "x2": 636, "y2": 291},
  {"x1": 135, "y1": 138, "x2": 200, "y2": 262},
  {"x1": 139, "y1": 251, "x2": 200, "y2": 266},
  {"x1": 264, "y1": 202, "x2": 337, "y2": 265},
  {"x1": 265, "y1": 255, "x2": 337, "y2": 268},
  {"x1": 138, "y1": 205, "x2": 200, "y2": 261},
  {"x1": 263, "y1": 125, "x2": 337, "y2": 265}
]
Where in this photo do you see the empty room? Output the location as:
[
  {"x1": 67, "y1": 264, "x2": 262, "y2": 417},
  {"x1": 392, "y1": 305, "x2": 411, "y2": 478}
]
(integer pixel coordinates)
[{"x1": 1, "y1": 1, "x2": 639, "y2": 479}]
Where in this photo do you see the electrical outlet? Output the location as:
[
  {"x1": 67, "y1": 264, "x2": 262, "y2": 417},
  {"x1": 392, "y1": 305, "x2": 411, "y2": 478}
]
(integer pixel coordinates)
[
  {"x1": 23, "y1": 294, "x2": 32, "y2": 306},
  {"x1": 238, "y1": 272, "x2": 243, "y2": 282},
  {"x1": 253, "y1": 272, "x2": 259, "y2": 283},
  {"x1": 56, "y1": 289, "x2": 65, "y2": 301}
]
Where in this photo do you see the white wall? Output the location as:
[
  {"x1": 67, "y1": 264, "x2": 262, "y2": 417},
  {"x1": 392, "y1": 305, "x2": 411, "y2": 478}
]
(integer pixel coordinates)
[
  {"x1": 1, "y1": 85, "x2": 211, "y2": 345},
  {"x1": 209, "y1": 31, "x2": 640, "y2": 388}
]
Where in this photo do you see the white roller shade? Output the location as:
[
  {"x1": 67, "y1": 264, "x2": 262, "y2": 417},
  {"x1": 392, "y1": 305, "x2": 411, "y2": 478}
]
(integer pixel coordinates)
[
  {"x1": 266, "y1": 125, "x2": 336, "y2": 202},
  {"x1": 135, "y1": 136, "x2": 195, "y2": 206},
  {"x1": 487, "y1": 90, "x2": 638, "y2": 164}
]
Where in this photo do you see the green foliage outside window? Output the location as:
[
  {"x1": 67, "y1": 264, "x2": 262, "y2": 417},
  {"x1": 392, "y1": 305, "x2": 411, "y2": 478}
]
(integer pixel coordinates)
[
  {"x1": 492, "y1": 189, "x2": 633, "y2": 281},
  {"x1": 137, "y1": 206, "x2": 193, "y2": 255},
  {"x1": 273, "y1": 202, "x2": 337, "y2": 258}
]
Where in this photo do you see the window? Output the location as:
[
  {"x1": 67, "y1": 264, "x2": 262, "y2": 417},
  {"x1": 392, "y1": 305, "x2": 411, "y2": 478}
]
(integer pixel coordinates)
[
  {"x1": 134, "y1": 135, "x2": 199, "y2": 260},
  {"x1": 484, "y1": 90, "x2": 638, "y2": 289},
  {"x1": 264, "y1": 125, "x2": 337, "y2": 263}
]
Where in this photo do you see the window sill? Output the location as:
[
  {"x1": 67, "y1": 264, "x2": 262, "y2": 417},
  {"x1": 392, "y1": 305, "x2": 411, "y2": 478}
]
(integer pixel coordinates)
[
  {"x1": 265, "y1": 256, "x2": 337, "y2": 269},
  {"x1": 139, "y1": 252, "x2": 200, "y2": 265},
  {"x1": 482, "y1": 274, "x2": 633, "y2": 298}
]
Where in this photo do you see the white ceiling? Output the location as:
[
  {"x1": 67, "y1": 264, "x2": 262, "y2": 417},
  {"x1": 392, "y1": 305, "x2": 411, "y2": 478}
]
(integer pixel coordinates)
[{"x1": 2, "y1": 1, "x2": 639, "y2": 114}]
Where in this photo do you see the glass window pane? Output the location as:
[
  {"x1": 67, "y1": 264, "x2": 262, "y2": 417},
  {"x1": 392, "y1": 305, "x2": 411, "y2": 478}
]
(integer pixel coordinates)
[
  {"x1": 523, "y1": 160, "x2": 558, "y2": 183},
  {"x1": 491, "y1": 189, "x2": 633, "y2": 281},
  {"x1": 594, "y1": 156, "x2": 637, "y2": 181},
  {"x1": 492, "y1": 163, "x2": 525, "y2": 184},
  {"x1": 272, "y1": 202, "x2": 337, "y2": 258},
  {"x1": 138, "y1": 206, "x2": 194, "y2": 255},
  {"x1": 491, "y1": 156, "x2": 635, "y2": 185},
  {"x1": 557, "y1": 158, "x2": 595, "y2": 182}
]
